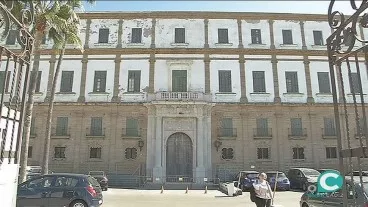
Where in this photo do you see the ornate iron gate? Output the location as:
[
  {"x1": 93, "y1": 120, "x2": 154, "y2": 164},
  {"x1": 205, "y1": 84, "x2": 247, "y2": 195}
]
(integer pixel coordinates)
[
  {"x1": 0, "y1": 1, "x2": 34, "y2": 165},
  {"x1": 327, "y1": 0, "x2": 368, "y2": 206},
  {"x1": 166, "y1": 132, "x2": 193, "y2": 182}
]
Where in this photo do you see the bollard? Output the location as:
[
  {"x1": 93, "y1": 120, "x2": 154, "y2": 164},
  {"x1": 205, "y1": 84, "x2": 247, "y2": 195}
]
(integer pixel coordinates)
[
  {"x1": 204, "y1": 186, "x2": 208, "y2": 194},
  {"x1": 161, "y1": 186, "x2": 164, "y2": 194},
  {"x1": 185, "y1": 186, "x2": 188, "y2": 194}
]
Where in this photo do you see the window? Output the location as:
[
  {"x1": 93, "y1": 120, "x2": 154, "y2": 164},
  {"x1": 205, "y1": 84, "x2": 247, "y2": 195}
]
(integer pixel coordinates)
[
  {"x1": 326, "y1": 147, "x2": 337, "y2": 159},
  {"x1": 55, "y1": 176, "x2": 79, "y2": 187},
  {"x1": 98, "y1": 28, "x2": 109, "y2": 43},
  {"x1": 252, "y1": 71, "x2": 266, "y2": 93},
  {"x1": 317, "y1": 72, "x2": 331, "y2": 93},
  {"x1": 220, "y1": 118, "x2": 234, "y2": 137},
  {"x1": 292, "y1": 147, "x2": 305, "y2": 159},
  {"x1": 221, "y1": 148, "x2": 234, "y2": 159},
  {"x1": 90, "y1": 117, "x2": 103, "y2": 136},
  {"x1": 218, "y1": 29, "x2": 229, "y2": 44},
  {"x1": 291, "y1": 118, "x2": 303, "y2": 136},
  {"x1": 324, "y1": 117, "x2": 336, "y2": 136},
  {"x1": 28, "y1": 146, "x2": 32, "y2": 158},
  {"x1": 126, "y1": 118, "x2": 139, "y2": 136},
  {"x1": 174, "y1": 28, "x2": 185, "y2": 43},
  {"x1": 257, "y1": 148, "x2": 269, "y2": 159},
  {"x1": 256, "y1": 118, "x2": 269, "y2": 136},
  {"x1": 172, "y1": 70, "x2": 187, "y2": 92},
  {"x1": 127, "y1": 70, "x2": 141, "y2": 93},
  {"x1": 350, "y1": 73, "x2": 362, "y2": 94},
  {"x1": 54, "y1": 147, "x2": 66, "y2": 158},
  {"x1": 218, "y1": 70, "x2": 232, "y2": 93},
  {"x1": 28, "y1": 177, "x2": 54, "y2": 188},
  {"x1": 131, "y1": 28, "x2": 142, "y2": 43},
  {"x1": 285, "y1": 72, "x2": 299, "y2": 93},
  {"x1": 344, "y1": 30, "x2": 354, "y2": 46},
  {"x1": 0, "y1": 71, "x2": 11, "y2": 93},
  {"x1": 251, "y1": 29, "x2": 262, "y2": 44},
  {"x1": 282, "y1": 30, "x2": 293, "y2": 44},
  {"x1": 313, "y1": 31, "x2": 324, "y2": 45},
  {"x1": 125, "y1": 148, "x2": 137, "y2": 159},
  {"x1": 93, "y1": 71, "x2": 107, "y2": 92},
  {"x1": 60, "y1": 71, "x2": 74, "y2": 92},
  {"x1": 30, "y1": 117, "x2": 36, "y2": 136},
  {"x1": 6, "y1": 30, "x2": 17, "y2": 45},
  {"x1": 56, "y1": 117, "x2": 68, "y2": 136},
  {"x1": 90, "y1": 147, "x2": 102, "y2": 159}
]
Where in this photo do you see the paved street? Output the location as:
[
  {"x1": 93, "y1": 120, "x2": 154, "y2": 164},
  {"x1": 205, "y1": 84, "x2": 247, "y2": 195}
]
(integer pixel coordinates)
[{"x1": 102, "y1": 188, "x2": 303, "y2": 207}]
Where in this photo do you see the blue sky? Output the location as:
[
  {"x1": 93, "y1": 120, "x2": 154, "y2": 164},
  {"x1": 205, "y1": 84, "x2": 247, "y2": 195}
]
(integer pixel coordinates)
[{"x1": 83, "y1": 1, "x2": 355, "y2": 15}]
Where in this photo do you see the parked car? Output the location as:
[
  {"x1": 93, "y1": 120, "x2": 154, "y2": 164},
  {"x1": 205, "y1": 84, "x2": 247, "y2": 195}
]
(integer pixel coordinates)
[
  {"x1": 17, "y1": 173, "x2": 103, "y2": 207},
  {"x1": 288, "y1": 168, "x2": 320, "y2": 191},
  {"x1": 234, "y1": 171, "x2": 259, "y2": 191},
  {"x1": 300, "y1": 176, "x2": 368, "y2": 207},
  {"x1": 88, "y1": 171, "x2": 108, "y2": 191},
  {"x1": 347, "y1": 171, "x2": 368, "y2": 176},
  {"x1": 266, "y1": 171, "x2": 290, "y2": 191},
  {"x1": 317, "y1": 169, "x2": 338, "y2": 174}
]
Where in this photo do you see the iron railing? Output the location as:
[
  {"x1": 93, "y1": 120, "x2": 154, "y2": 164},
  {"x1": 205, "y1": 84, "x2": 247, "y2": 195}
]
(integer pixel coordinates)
[
  {"x1": 253, "y1": 128, "x2": 273, "y2": 138},
  {"x1": 217, "y1": 128, "x2": 237, "y2": 137},
  {"x1": 51, "y1": 127, "x2": 71, "y2": 137},
  {"x1": 322, "y1": 127, "x2": 337, "y2": 138},
  {"x1": 0, "y1": 1, "x2": 34, "y2": 164},
  {"x1": 122, "y1": 128, "x2": 141, "y2": 137},
  {"x1": 155, "y1": 92, "x2": 205, "y2": 101},
  {"x1": 288, "y1": 128, "x2": 308, "y2": 137},
  {"x1": 86, "y1": 127, "x2": 105, "y2": 137}
]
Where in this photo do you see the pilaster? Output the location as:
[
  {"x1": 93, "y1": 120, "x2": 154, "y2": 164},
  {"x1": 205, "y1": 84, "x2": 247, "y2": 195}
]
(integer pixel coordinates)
[
  {"x1": 148, "y1": 19, "x2": 156, "y2": 95},
  {"x1": 237, "y1": 19, "x2": 244, "y2": 48},
  {"x1": 269, "y1": 20, "x2": 276, "y2": 50},
  {"x1": 204, "y1": 19, "x2": 211, "y2": 94},
  {"x1": 239, "y1": 55, "x2": 247, "y2": 102},
  {"x1": 153, "y1": 116, "x2": 163, "y2": 181},
  {"x1": 271, "y1": 56, "x2": 281, "y2": 103},
  {"x1": 117, "y1": 19, "x2": 123, "y2": 48},
  {"x1": 204, "y1": 19, "x2": 209, "y2": 49},
  {"x1": 300, "y1": 21, "x2": 308, "y2": 50},
  {"x1": 111, "y1": 55, "x2": 122, "y2": 102},
  {"x1": 300, "y1": 21, "x2": 314, "y2": 103},
  {"x1": 77, "y1": 56, "x2": 88, "y2": 102},
  {"x1": 44, "y1": 55, "x2": 57, "y2": 102}
]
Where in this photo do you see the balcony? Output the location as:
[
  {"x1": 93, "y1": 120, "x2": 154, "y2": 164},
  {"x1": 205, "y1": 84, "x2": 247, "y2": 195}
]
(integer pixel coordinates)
[
  {"x1": 51, "y1": 127, "x2": 70, "y2": 139},
  {"x1": 253, "y1": 128, "x2": 272, "y2": 139},
  {"x1": 322, "y1": 128, "x2": 337, "y2": 139},
  {"x1": 154, "y1": 92, "x2": 207, "y2": 101},
  {"x1": 217, "y1": 128, "x2": 237, "y2": 138},
  {"x1": 122, "y1": 128, "x2": 141, "y2": 138},
  {"x1": 86, "y1": 128, "x2": 105, "y2": 138},
  {"x1": 288, "y1": 128, "x2": 307, "y2": 139}
]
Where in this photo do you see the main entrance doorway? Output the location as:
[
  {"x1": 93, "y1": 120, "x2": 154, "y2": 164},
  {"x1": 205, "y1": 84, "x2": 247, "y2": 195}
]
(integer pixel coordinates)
[{"x1": 166, "y1": 132, "x2": 193, "y2": 182}]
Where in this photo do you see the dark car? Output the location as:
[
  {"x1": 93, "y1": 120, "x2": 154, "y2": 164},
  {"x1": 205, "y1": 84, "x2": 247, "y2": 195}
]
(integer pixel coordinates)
[
  {"x1": 88, "y1": 171, "x2": 108, "y2": 191},
  {"x1": 347, "y1": 171, "x2": 368, "y2": 176},
  {"x1": 300, "y1": 176, "x2": 368, "y2": 207},
  {"x1": 234, "y1": 171, "x2": 259, "y2": 191},
  {"x1": 266, "y1": 171, "x2": 290, "y2": 191},
  {"x1": 317, "y1": 169, "x2": 337, "y2": 174},
  {"x1": 288, "y1": 168, "x2": 320, "y2": 191},
  {"x1": 17, "y1": 173, "x2": 103, "y2": 207}
]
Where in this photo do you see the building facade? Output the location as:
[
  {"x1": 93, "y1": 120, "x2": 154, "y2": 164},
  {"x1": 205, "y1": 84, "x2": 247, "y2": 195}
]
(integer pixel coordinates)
[{"x1": 2, "y1": 11, "x2": 368, "y2": 183}]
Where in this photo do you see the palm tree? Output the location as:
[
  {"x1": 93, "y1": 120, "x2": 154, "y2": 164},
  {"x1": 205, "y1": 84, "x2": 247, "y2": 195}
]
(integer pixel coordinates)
[{"x1": 18, "y1": 0, "x2": 93, "y2": 182}]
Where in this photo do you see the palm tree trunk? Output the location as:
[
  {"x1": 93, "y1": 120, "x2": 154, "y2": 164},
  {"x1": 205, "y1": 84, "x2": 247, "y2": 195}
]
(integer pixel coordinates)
[
  {"x1": 41, "y1": 44, "x2": 66, "y2": 175},
  {"x1": 19, "y1": 30, "x2": 44, "y2": 183}
]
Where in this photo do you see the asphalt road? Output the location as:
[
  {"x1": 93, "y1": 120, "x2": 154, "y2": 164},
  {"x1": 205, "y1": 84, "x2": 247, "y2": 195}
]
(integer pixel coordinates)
[{"x1": 101, "y1": 188, "x2": 303, "y2": 207}]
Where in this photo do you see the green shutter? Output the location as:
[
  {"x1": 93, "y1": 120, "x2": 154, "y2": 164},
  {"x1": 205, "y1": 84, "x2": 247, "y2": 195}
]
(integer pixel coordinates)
[
  {"x1": 172, "y1": 70, "x2": 187, "y2": 92},
  {"x1": 60, "y1": 71, "x2": 74, "y2": 92},
  {"x1": 126, "y1": 118, "x2": 138, "y2": 136},
  {"x1": 56, "y1": 117, "x2": 68, "y2": 136},
  {"x1": 128, "y1": 71, "x2": 141, "y2": 92},
  {"x1": 219, "y1": 70, "x2": 232, "y2": 93},
  {"x1": 93, "y1": 71, "x2": 107, "y2": 92},
  {"x1": 91, "y1": 117, "x2": 102, "y2": 135}
]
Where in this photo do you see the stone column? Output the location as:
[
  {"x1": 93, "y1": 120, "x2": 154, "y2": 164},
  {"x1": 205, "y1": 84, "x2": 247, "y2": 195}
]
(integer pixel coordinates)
[
  {"x1": 148, "y1": 19, "x2": 156, "y2": 96},
  {"x1": 77, "y1": 56, "x2": 88, "y2": 102},
  {"x1": 269, "y1": 20, "x2": 281, "y2": 103},
  {"x1": 44, "y1": 55, "x2": 57, "y2": 102},
  {"x1": 204, "y1": 105, "x2": 213, "y2": 179},
  {"x1": 239, "y1": 55, "x2": 247, "y2": 102},
  {"x1": 300, "y1": 21, "x2": 314, "y2": 103},
  {"x1": 196, "y1": 116, "x2": 205, "y2": 182},
  {"x1": 269, "y1": 20, "x2": 276, "y2": 50},
  {"x1": 237, "y1": 19, "x2": 244, "y2": 49},
  {"x1": 117, "y1": 19, "x2": 123, "y2": 48},
  {"x1": 153, "y1": 116, "x2": 163, "y2": 181},
  {"x1": 146, "y1": 109, "x2": 155, "y2": 175},
  {"x1": 111, "y1": 55, "x2": 121, "y2": 102},
  {"x1": 204, "y1": 19, "x2": 211, "y2": 95}
]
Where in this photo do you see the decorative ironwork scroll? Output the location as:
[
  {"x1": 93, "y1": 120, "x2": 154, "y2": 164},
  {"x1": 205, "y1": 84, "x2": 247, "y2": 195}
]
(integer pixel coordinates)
[
  {"x1": 327, "y1": 0, "x2": 368, "y2": 206},
  {"x1": 0, "y1": 0, "x2": 34, "y2": 165}
]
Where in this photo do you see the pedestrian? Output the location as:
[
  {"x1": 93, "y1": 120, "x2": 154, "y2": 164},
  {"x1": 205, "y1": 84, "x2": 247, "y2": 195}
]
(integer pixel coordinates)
[{"x1": 253, "y1": 172, "x2": 273, "y2": 207}]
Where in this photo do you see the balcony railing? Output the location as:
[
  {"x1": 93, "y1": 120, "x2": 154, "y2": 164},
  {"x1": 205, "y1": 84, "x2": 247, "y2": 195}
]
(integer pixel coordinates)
[
  {"x1": 154, "y1": 92, "x2": 207, "y2": 101},
  {"x1": 253, "y1": 128, "x2": 272, "y2": 138},
  {"x1": 288, "y1": 128, "x2": 307, "y2": 138},
  {"x1": 218, "y1": 128, "x2": 237, "y2": 137},
  {"x1": 86, "y1": 128, "x2": 105, "y2": 137},
  {"x1": 51, "y1": 127, "x2": 70, "y2": 138},
  {"x1": 122, "y1": 128, "x2": 141, "y2": 138},
  {"x1": 322, "y1": 128, "x2": 337, "y2": 138}
]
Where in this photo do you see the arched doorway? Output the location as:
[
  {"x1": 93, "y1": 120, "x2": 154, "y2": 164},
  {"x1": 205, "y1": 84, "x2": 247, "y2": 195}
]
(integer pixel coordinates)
[{"x1": 166, "y1": 132, "x2": 193, "y2": 181}]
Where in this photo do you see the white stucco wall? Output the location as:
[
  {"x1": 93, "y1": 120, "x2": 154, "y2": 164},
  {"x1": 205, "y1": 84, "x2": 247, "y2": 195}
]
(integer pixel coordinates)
[
  {"x1": 208, "y1": 19, "x2": 238, "y2": 48},
  {"x1": 210, "y1": 60, "x2": 241, "y2": 102},
  {"x1": 277, "y1": 60, "x2": 307, "y2": 103},
  {"x1": 155, "y1": 19, "x2": 204, "y2": 48},
  {"x1": 85, "y1": 60, "x2": 115, "y2": 102},
  {"x1": 304, "y1": 21, "x2": 330, "y2": 50},
  {"x1": 245, "y1": 60, "x2": 274, "y2": 102},
  {"x1": 273, "y1": 20, "x2": 302, "y2": 50},
  {"x1": 122, "y1": 19, "x2": 152, "y2": 48},
  {"x1": 242, "y1": 20, "x2": 270, "y2": 49},
  {"x1": 89, "y1": 19, "x2": 119, "y2": 48}
]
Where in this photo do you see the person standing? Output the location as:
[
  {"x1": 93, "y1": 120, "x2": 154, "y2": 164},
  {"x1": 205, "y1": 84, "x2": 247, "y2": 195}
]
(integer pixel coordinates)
[{"x1": 253, "y1": 172, "x2": 273, "y2": 207}]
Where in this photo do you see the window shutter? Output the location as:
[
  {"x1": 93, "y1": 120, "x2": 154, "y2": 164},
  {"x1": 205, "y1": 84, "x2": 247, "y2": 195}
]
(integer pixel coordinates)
[
  {"x1": 128, "y1": 71, "x2": 141, "y2": 92},
  {"x1": 60, "y1": 71, "x2": 74, "y2": 92},
  {"x1": 126, "y1": 118, "x2": 138, "y2": 136},
  {"x1": 286, "y1": 72, "x2": 299, "y2": 93},
  {"x1": 252, "y1": 71, "x2": 265, "y2": 93},
  {"x1": 282, "y1": 30, "x2": 293, "y2": 44},
  {"x1": 257, "y1": 118, "x2": 268, "y2": 129},
  {"x1": 313, "y1": 31, "x2": 323, "y2": 45},
  {"x1": 98, "y1": 28, "x2": 109, "y2": 43},
  {"x1": 219, "y1": 70, "x2": 232, "y2": 93},
  {"x1": 324, "y1": 117, "x2": 336, "y2": 135},
  {"x1": 0, "y1": 72, "x2": 5, "y2": 93},
  {"x1": 6, "y1": 30, "x2": 17, "y2": 45},
  {"x1": 56, "y1": 117, "x2": 68, "y2": 135},
  {"x1": 175, "y1": 28, "x2": 185, "y2": 43},
  {"x1": 91, "y1": 117, "x2": 102, "y2": 135},
  {"x1": 350, "y1": 73, "x2": 362, "y2": 94},
  {"x1": 172, "y1": 70, "x2": 187, "y2": 92},
  {"x1": 317, "y1": 72, "x2": 331, "y2": 93},
  {"x1": 35, "y1": 71, "x2": 42, "y2": 93},
  {"x1": 132, "y1": 28, "x2": 142, "y2": 43},
  {"x1": 93, "y1": 71, "x2": 107, "y2": 92},
  {"x1": 251, "y1": 29, "x2": 262, "y2": 44},
  {"x1": 218, "y1": 29, "x2": 229, "y2": 44}
]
